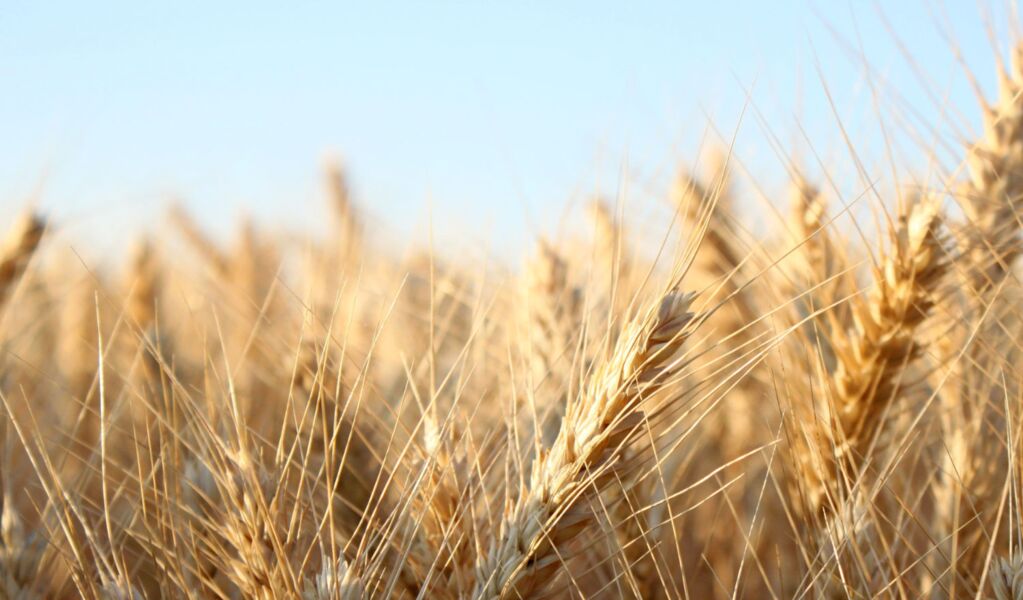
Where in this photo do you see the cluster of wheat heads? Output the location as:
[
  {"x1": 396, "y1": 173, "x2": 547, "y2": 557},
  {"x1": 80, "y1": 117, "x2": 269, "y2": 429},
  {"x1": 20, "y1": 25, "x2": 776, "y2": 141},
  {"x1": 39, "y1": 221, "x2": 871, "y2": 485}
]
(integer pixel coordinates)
[{"x1": 6, "y1": 42, "x2": 1023, "y2": 600}]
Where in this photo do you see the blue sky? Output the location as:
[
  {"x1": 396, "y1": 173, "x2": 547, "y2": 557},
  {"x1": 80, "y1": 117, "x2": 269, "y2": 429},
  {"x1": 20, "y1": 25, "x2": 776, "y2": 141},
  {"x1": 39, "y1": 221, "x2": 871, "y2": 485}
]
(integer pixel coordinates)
[{"x1": 0, "y1": 1, "x2": 1004, "y2": 257}]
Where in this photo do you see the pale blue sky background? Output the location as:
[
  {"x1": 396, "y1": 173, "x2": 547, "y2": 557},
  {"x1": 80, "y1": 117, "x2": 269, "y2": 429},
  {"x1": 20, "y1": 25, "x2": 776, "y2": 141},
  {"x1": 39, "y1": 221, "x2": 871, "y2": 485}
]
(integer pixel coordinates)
[{"x1": 0, "y1": 1, "x2": 1007, "y2": 258}]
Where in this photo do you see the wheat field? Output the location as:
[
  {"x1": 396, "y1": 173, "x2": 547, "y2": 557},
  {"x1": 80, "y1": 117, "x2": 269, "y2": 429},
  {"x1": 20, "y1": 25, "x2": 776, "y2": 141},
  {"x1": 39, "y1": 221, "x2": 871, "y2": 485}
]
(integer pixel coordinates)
[{"x1": 4, "y1": 26, "x2": 1023, "y2": 600}]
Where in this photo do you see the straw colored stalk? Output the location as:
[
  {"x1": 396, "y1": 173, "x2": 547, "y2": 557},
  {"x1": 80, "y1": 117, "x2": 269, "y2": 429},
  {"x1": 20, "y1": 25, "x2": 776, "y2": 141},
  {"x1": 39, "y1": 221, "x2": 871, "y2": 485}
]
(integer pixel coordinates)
[{"x1": 473, "y1": 290, "x2": 696, "y2": 599}]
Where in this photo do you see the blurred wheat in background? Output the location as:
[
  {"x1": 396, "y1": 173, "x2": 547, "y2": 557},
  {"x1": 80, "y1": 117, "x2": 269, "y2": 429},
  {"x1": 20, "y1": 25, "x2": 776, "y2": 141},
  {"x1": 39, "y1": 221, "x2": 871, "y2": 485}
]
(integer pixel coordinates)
[{"x1": 6, "y1": 7, "x2": 1023, "y2": 600}]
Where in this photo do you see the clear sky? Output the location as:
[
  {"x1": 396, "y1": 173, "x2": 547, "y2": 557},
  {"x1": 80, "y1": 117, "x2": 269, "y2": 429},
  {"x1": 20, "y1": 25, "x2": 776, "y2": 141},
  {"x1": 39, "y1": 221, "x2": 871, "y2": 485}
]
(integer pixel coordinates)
[{"x1": 0, "y1": 1, "x2": 1005, "y2": 258}]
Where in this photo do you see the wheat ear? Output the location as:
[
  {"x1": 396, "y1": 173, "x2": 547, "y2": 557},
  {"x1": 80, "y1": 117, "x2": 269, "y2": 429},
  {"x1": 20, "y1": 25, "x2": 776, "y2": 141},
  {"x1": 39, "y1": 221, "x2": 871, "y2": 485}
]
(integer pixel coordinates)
[
  {"x1": 301, "y1": 556, "x2": 366, "y2": 600},
  {"x1": 323, "y1": 157, "x2": 361, "y2": 260},
  {"x1": 525, "y1": 240, "x2": 581, "y2": 443},
  {"x1": 0, "y1": 212, "x2": 44, "y2": 312},
  {"x1": 937, "y1": 44, "x2": 1023, "y2": 594},
  {"x1": 473, "y1": 290, "x2": 696, "y2": 599},
  {"x1": 822, "y1": 196, "x2": 946, "y2": 494},
  {"x1": 168, "y1": 204, "x2": 229, "y2": 274},
  {"x1": 0, "y1": 495, "x2": 46, "y2": 598},
  {"x1": 991, "y1": 554, "x2": 1023, "y2": 600},
  {"x1": 787, "y1": 176, "x2": 834, "y2": 288},
  {"x1": 959, "y1": 44, "x2": 1023, "y2": 297}
]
